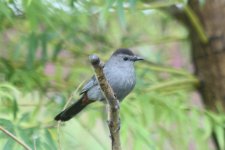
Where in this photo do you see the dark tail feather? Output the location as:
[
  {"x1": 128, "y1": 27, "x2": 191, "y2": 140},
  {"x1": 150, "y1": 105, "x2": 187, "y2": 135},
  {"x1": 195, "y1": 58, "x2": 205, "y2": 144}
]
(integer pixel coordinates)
[{"x1": 54, "y1": 96, "x2": 91, "y2": 121}]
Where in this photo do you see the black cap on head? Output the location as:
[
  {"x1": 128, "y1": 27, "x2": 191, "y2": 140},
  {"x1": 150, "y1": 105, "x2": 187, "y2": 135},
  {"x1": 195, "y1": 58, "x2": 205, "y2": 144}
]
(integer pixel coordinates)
[{"x1": 112, "y1": 48, "x2": 134, "y2": 56}]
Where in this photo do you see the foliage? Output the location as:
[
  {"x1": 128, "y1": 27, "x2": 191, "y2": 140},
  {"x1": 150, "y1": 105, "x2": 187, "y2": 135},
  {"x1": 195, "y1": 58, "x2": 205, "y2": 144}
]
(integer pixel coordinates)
[{"x1": 0, "y1": 0, "x2": 224, "y2": 150}]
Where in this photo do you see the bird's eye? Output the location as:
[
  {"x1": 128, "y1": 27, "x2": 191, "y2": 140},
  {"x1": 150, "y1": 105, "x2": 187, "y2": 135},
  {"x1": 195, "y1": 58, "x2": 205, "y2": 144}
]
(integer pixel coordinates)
[{"x1": 123, "y1": 57, "x2": 128, "y2": 61}]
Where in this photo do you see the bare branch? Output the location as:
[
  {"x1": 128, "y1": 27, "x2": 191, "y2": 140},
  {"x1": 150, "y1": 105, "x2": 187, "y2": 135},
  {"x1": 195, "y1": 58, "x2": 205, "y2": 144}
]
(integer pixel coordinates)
[
  {"x1": 0, "y1": 126, "x2": 32, "y2": 150},
  {"x1": 89, "y1": 54, "x2": 121, "y2": 150}
]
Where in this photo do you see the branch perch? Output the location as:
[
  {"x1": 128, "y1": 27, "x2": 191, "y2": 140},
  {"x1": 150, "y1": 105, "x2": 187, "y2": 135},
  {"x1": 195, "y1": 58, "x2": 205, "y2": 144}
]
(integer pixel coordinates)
[
  {"x1": 0, "y1": 126, "x2": 32, "y2": 150},
  {"x1": 89, "y1": 55, "x2": 121, "y2": 150}
]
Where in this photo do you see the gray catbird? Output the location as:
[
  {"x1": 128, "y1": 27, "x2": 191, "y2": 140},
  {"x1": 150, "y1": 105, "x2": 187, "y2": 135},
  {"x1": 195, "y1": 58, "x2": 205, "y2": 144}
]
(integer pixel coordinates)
[{"x1": 54, "y1": 48, "x2": 143, "y2": 121}]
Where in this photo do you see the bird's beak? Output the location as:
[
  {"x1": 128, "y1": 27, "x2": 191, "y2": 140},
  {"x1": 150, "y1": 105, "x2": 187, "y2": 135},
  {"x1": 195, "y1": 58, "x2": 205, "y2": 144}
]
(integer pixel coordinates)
[{"x1": 133, "y1": 56, "x2": 144, "y2": 61}]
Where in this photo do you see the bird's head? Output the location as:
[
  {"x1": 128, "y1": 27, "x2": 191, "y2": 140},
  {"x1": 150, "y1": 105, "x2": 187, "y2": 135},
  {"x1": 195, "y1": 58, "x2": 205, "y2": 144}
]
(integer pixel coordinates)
[{"x1": 111, "y1": 48, "x2": 144, "y2": 66}]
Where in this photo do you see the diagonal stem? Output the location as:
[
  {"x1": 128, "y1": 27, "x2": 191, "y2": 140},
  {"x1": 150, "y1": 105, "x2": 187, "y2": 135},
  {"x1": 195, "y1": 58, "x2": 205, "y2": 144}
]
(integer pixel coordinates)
[
  {"x1": 89, "y1": 54, "x2": 121, "y2": 150},
  {"x1": 0, "y1": 126, "x2": 32, "y2": 150}
]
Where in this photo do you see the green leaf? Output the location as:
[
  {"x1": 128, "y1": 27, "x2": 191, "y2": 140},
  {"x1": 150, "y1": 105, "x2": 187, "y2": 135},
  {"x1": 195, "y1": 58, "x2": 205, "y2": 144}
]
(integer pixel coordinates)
[
  {"x1": 0, "y1": 83, "x2": 19, "y2": 94},
  {"x1": 3, "y1": 139, "x2": 15, "y2": 150},
  {"x1": 215, "y1": 125, "x2": 225, "y2": 150},
  {"x1": 12, "y1": 98, "x2": 18, "y2": 120},
  {"x1": 52, "y1": 41, "x2": 63, "y2": 61},
  {"x1": 27, "y1": 0, "x2": 33, "y2": 6},
  {"x1": 0, "y1": 119, "x2": 14, "y2": 133},
  {"x1": 44, "y1": 129, "x2": 57, "y2": 150},
  {"x1": 18, "y1": 113, "x2": 30, "y2": 123},
  {"x1": 201, "y1": 114, "x2": 212, "y2": 139},
  {"x1": 17, "y1": 127, "x2": 34, "y2": 147},
  {"x1": 40, "y1": 33, "x2": 48, "y2": 64},
  {"x1": 26, "y1": 32, "x2": 39, "y2": 69},
  {"x1": 129, "y1": 0, "x2": 136, "y2": 9},
  {"x1": 0, "y1": 90, "x2": 14, "y2": 100},
  {"x1": 117, "y1": 0, "x2": 126, "y2": 30}
]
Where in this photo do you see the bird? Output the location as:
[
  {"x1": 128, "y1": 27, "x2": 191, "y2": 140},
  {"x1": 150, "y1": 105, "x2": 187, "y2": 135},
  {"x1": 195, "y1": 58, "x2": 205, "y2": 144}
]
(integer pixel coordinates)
[{"x1": 54, "y1": 48, "x2": 143, "y2": 121}]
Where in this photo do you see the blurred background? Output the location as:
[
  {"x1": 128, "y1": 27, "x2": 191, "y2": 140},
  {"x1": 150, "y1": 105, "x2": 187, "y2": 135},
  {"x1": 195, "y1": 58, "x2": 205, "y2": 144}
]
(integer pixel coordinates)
[{"x1": 0, "y1": 0, "x2": 225, "y2": 150}]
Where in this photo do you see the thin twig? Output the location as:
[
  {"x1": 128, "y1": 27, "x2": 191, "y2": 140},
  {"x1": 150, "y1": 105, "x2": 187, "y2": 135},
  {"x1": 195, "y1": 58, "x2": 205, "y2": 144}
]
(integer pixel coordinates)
[
  {"x1": 0, "y1": 126, "x2": 32, "y2": 150},
  {"x1": 57, "y1": 122, "x2": 62, "y2": 150},
  {"x1": 56, "y1": 90, "x2": 75, "y2": 150},
  {"x1": 33, "y1": 137, "x2": 37, "y2": 150},
  {"x1": 56, "y1": 80, "x2": 86, "y2": 150},
  {"x1": 89, "y1": 55, "x2": 121, "y2": 150}
]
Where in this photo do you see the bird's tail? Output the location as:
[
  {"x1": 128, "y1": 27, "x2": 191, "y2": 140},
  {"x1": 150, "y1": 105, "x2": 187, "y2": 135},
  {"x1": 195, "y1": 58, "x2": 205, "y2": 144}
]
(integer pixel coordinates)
[{"x1": 54, "y1": 96, "x2": 92, "y2": 121}]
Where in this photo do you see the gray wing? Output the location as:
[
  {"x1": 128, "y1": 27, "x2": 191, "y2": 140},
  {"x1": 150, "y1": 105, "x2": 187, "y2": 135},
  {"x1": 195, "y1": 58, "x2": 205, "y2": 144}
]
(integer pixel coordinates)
[{"x1": 79, "y1": 76, "x2": 98, "y2": 95}]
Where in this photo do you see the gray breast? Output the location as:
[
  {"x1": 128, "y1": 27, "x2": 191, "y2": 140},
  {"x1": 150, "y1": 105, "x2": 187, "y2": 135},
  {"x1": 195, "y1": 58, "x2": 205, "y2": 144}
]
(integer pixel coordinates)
[
  {"x1": 104, "y1": 65, "x2": 136, "y2": 101},
  {"x1": 85, "y1": 60, "x2": 136, "y2": 102}
]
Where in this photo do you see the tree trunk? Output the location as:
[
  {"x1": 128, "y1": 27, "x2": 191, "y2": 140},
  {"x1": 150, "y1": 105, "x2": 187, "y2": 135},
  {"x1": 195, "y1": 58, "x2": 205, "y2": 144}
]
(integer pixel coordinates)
[
  {"x1": 182, "y1": 1, "x2": 225, "y2": 149},
  {"x1": 188, "y1": 0, "x2": 225, "y2": 110}
]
